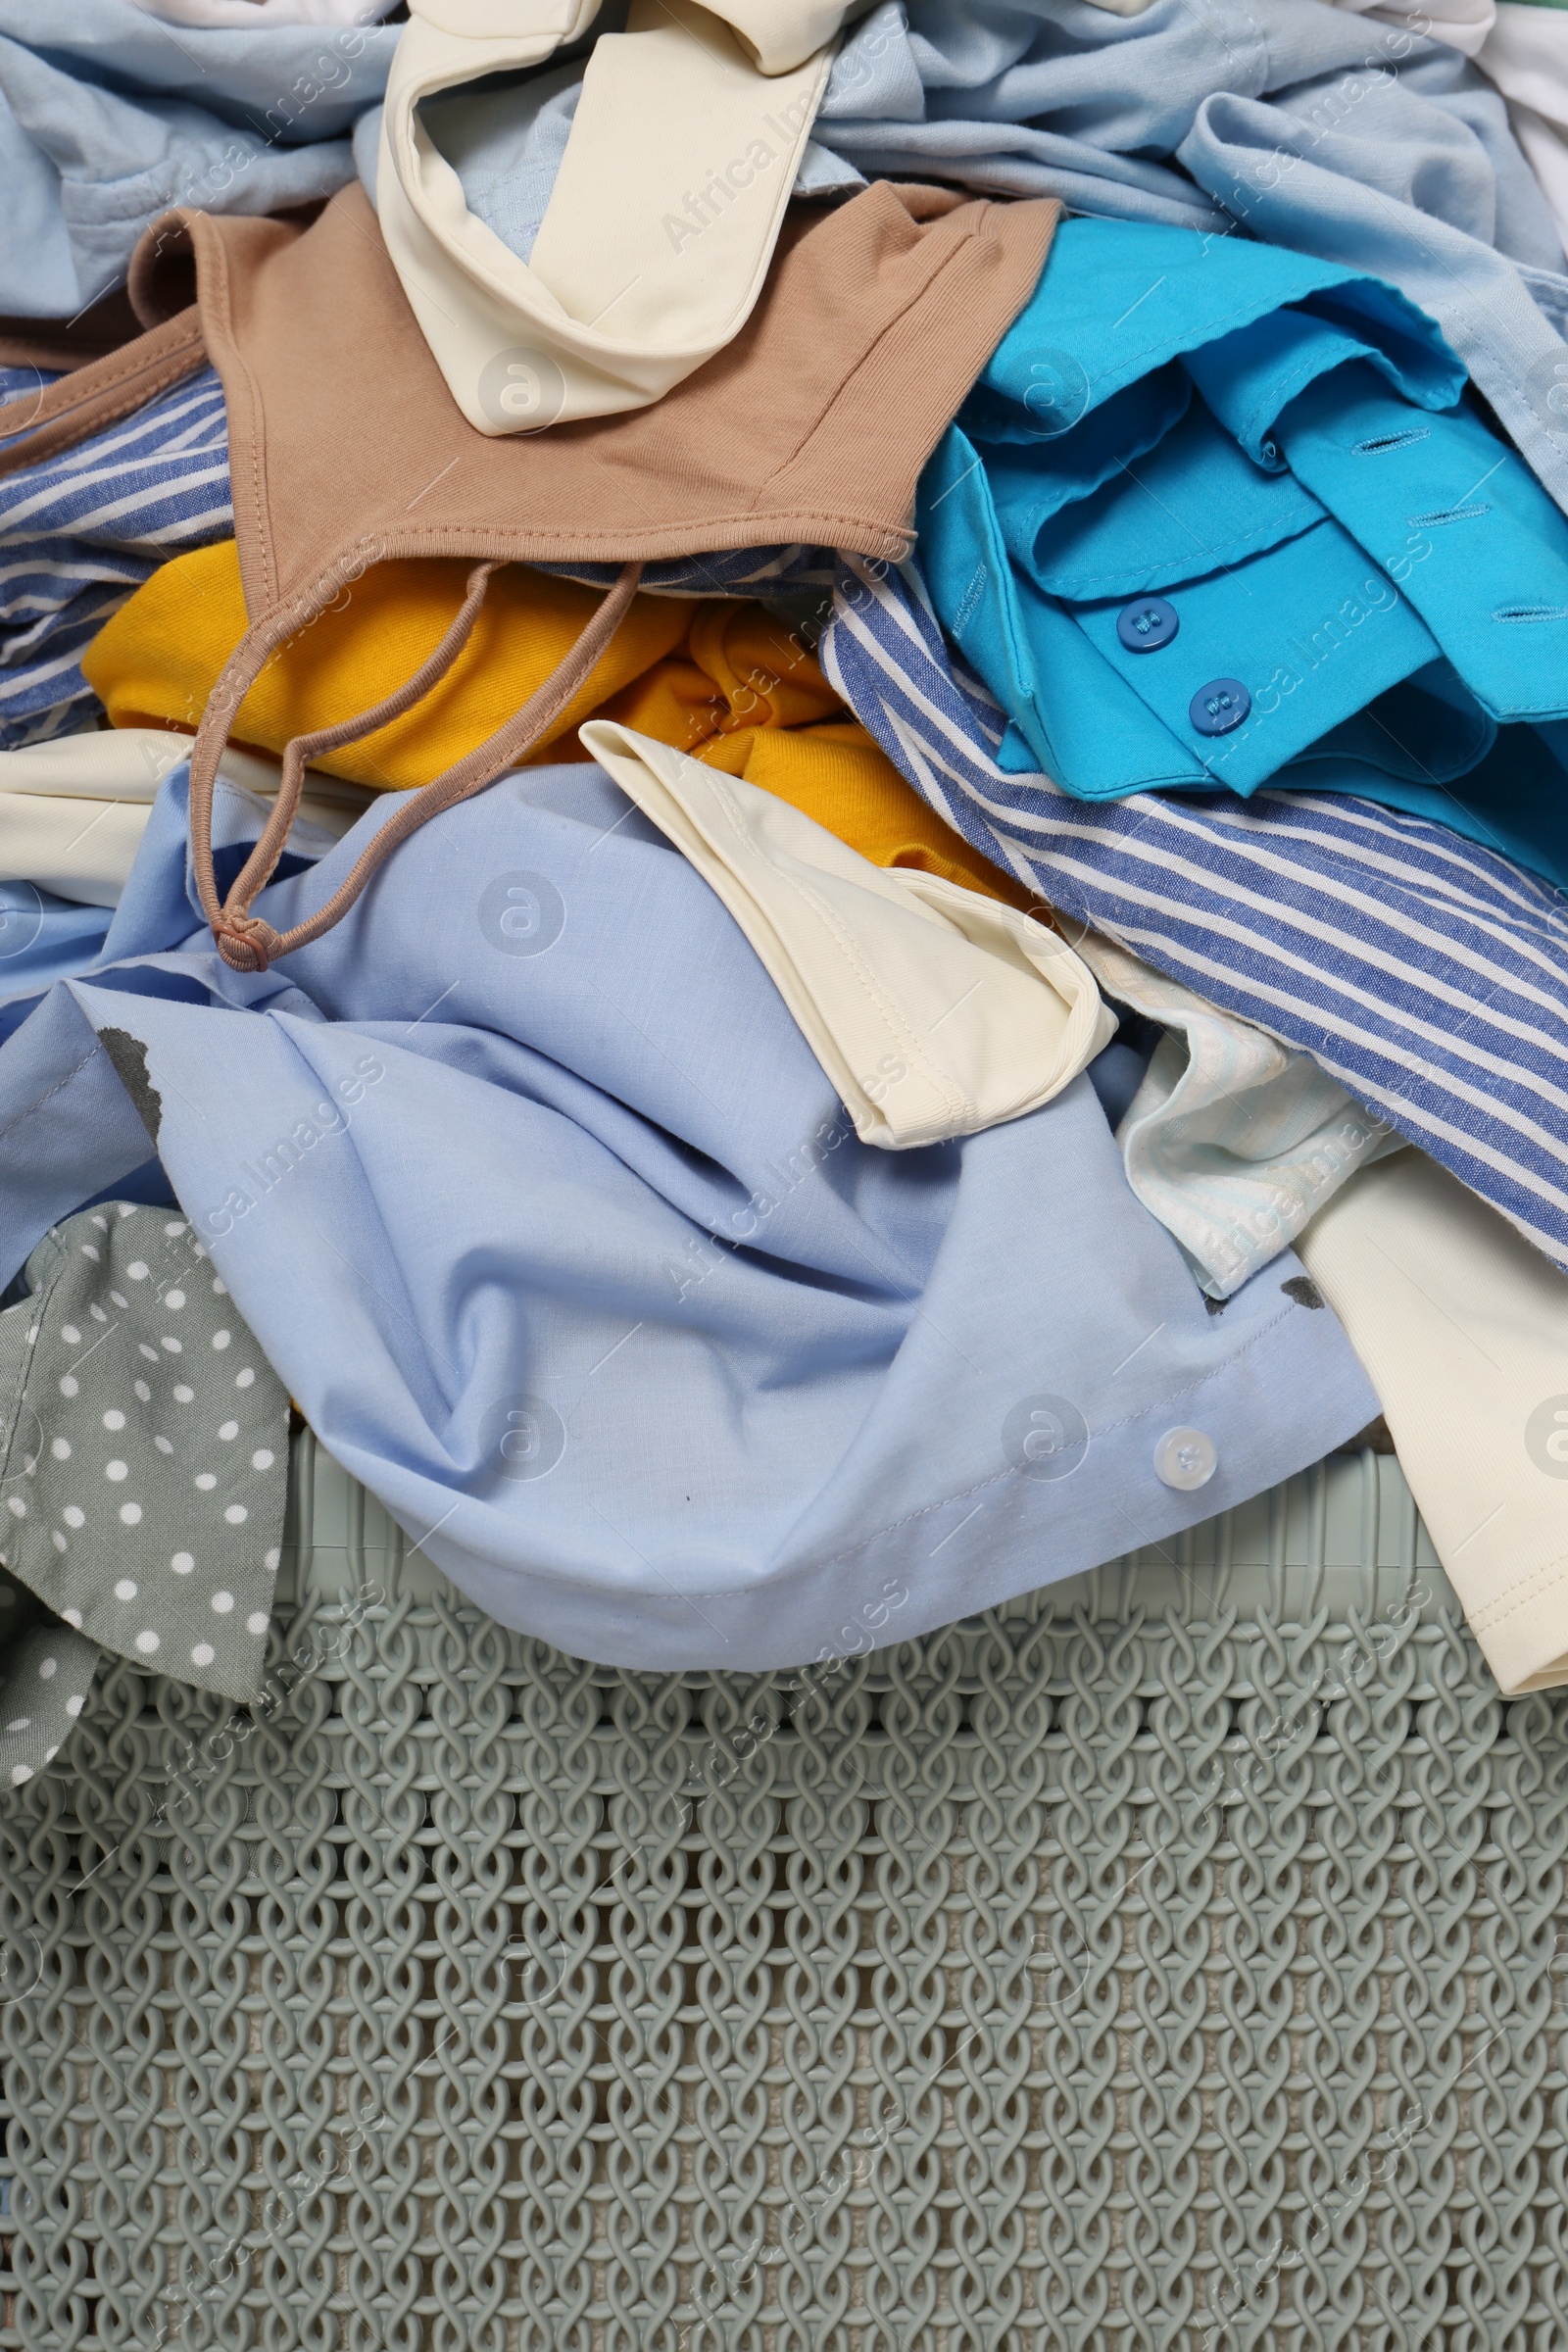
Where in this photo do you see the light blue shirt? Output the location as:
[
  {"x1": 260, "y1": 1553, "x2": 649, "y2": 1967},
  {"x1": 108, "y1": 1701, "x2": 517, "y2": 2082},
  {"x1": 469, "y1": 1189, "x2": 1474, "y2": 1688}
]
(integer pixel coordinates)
[
  {"x1": 0, "y1": 756, "x2": 1376, "y2": 1669},
  {"x1": 0, "y1": 0, "x2": 398, "y2": 318}
]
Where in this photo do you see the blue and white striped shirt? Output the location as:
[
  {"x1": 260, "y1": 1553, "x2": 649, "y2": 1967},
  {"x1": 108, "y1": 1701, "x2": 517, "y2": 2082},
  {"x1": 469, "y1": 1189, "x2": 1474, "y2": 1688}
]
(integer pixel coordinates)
[
  {"x1": 821, "y1": 551, "x2": 1568, "y2": 1273},
  {"x1": 0, "y1": 364, "x2": 232, "y2": 749}
]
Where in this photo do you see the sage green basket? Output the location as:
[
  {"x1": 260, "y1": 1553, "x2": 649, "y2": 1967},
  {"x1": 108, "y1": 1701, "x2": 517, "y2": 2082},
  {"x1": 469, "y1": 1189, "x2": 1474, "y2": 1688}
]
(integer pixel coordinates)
[{"x1": 2, "y1": 1431, "x2": 1563, "y2": 2350}]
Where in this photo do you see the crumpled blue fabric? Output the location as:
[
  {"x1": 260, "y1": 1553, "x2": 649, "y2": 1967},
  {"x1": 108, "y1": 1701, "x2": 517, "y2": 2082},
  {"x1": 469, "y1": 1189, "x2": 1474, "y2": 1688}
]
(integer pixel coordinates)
[
  {"x1": 0, "y1": 753, "x2": 1376, "y2": 1670},
  {"x1": 819, "y1": 0, "x2": 1557, "y2": 255},
  {"x1": 918, "y1": 216, "x2": 1568, "y2": 887},
  {"x1": 0, "y1": 881, "x2": 111, "y2": 1008},
  {"x1": 0, "y1": 0, "x2": 398, "y2": 318}
]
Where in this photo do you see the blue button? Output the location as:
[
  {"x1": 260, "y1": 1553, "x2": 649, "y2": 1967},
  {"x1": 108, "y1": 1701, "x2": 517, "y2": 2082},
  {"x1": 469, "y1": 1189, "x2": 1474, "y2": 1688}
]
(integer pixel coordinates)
[
  {"x1": 1190, "y1": 678, "x2": 1251, "y2": 738},
  {"x1": 1117, "y1": 596, "x2": 1178, "y2": 653}
]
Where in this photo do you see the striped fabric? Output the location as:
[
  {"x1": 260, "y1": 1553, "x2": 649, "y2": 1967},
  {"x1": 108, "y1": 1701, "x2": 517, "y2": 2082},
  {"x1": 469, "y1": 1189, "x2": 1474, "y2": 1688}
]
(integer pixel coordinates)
[
  {"x1": 0, "y1": 365, "x2": 232, "y2": 751},
  {"x1": 819, "y1": 552, "x2": 1568, "y2": 1274}
]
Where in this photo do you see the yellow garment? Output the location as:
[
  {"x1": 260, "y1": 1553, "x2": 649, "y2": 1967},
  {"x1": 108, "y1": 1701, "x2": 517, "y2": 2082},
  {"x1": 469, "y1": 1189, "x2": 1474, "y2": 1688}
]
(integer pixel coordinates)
[
  {"x1": 701, "y1": 725, "x2": 1036, "y2": 908},
  {"x1": 84, "y1": 540, "x2": 691, "y2": 785},
  {"x1": 83, "y1": 539, "x2": 1031, "y2": 907}
]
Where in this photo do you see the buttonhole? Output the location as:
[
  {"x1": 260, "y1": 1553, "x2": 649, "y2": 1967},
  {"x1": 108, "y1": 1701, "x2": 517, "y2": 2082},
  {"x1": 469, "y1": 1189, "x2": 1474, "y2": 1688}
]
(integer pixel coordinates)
[
  {"x1": 1351, "y1": 428, "x2": 1430, "y2": 456},
  {"x1": 1404, "y1": 502, "x2": 1489, "y2": 528}
]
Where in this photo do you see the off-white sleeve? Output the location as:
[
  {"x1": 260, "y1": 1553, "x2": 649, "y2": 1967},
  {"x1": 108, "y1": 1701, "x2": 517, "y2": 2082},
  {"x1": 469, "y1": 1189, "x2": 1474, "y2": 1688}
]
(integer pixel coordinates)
[{"x1": 1298, "y1": 1149, "x2": 1568, "y2": 1695}]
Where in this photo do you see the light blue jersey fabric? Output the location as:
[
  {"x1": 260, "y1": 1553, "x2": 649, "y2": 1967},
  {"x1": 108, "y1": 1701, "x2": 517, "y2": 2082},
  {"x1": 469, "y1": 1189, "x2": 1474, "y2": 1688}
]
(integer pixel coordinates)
[
  {"x1": 918, "y1": 218, "x2": 1568, "y2": 883},
  {"x1": 817, "y1": 0, "x2": 1561, "y2": 264},
  {"x1": 0, "y1": 0, "x2": 398, "y2": 318},
  {"x1": 0, "y1": 756, "x2": 1375, "y2": 1670}
]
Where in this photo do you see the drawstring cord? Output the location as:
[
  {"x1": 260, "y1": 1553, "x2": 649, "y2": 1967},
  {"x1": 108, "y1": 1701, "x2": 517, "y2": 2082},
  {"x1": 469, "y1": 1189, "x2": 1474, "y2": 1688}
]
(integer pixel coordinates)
[{"x1": 186, "y1": 558, "x2": 645, "y2": 973}]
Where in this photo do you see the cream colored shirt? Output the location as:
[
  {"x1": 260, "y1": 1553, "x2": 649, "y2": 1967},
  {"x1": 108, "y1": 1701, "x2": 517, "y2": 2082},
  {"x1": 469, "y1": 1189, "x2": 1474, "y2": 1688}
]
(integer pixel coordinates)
[
  {"x1": 0, "y1": 732, "x2": 367, "y2": 906},
  {"x1": 583, "y1": 719, "x2": 1114, "y2": 1149},
  {"x1": 1299, "y1": 1149, "x2": 1568, "y2": 1696},
  {"x1": 1077, "y1": 933, "x2": 1402, "y2": 1298},
  {"x1": 377, "y1": 0, "x2": 855, "y2": 430}
]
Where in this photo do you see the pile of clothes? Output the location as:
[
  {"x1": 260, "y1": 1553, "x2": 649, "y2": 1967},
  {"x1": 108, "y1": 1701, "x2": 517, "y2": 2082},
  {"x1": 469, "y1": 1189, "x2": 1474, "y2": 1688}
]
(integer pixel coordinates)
[{"x1": 3, "y1": 0, "x2": 1568, "y2": 1774}]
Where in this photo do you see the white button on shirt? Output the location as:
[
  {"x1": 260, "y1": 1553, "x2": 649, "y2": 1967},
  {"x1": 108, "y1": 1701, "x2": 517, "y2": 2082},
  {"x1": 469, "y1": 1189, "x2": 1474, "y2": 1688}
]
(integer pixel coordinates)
[{"x1": 1154, "y1": 1427, "x2": 1218, "y2": 1492}]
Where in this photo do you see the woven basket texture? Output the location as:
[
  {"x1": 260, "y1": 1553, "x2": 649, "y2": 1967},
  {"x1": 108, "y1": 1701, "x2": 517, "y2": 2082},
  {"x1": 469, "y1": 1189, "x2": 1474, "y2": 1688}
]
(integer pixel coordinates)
[{"x1": 1, "y1": 1433, "x2": 1563, "y2": 2351}]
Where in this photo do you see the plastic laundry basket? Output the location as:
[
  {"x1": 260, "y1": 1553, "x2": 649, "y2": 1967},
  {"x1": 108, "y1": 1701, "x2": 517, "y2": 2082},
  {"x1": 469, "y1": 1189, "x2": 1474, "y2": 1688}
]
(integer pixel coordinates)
[{"x1": 1, "y1": 1432, "x2": 1564, "y2": 2351}]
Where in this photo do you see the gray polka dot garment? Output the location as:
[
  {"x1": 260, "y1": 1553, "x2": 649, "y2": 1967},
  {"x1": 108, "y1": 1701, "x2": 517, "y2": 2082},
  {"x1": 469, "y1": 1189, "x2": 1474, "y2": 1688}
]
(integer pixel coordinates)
[
  {"x1": 0, "y1": 1203, "x2": 289, "y2": 1702},
  {"x1": 0, "y1": 1566, "x2": 96, "y2": 1792}
]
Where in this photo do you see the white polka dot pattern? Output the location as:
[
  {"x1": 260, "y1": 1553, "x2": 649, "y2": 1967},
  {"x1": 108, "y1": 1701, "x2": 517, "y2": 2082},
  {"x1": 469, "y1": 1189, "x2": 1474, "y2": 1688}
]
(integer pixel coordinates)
[
  {"x1": 0, "y1": 1202, "x2": 289, "y2": 1720},
  {"x1": 0, "y1": 1590, "x2": 97, "y2": 1791}
]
